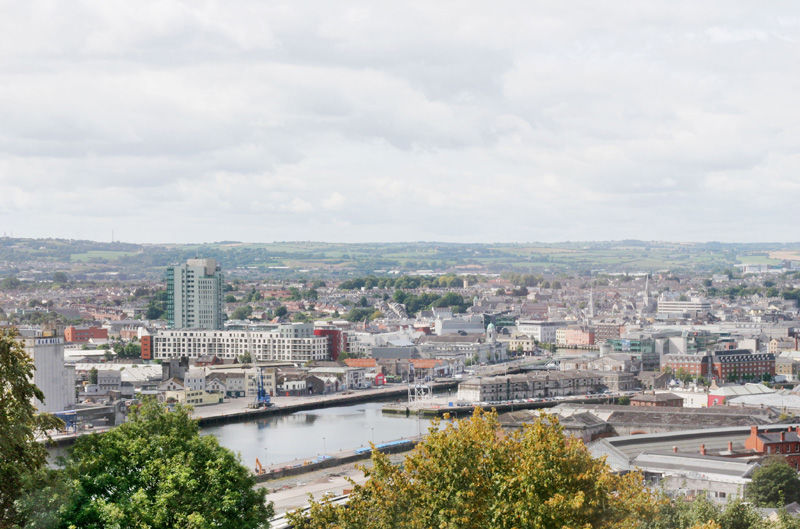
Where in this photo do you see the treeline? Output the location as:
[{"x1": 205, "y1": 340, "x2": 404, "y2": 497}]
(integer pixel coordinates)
[
  {"x1": 338, "y1": 274, "x2": 478, "y2": 290},
  {"x1": 393, "y1": 290, "x2": 469, "y2": 315},
  {"x1": 500, "y1": 272, "x2": 547, "y2": 286}
]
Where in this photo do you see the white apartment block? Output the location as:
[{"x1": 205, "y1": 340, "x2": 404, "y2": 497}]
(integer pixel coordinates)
[
  {"x1": 656, "y1": 296, "x2": 711, "y2": 318},
  {"x1": 153, "y1": 323, "x2": 329, "y2": 363},
  {"x1": 23, "y1": 335, "x2": 76, "y2": 413},
  {"x1": 516, "y1": 320, "x2": 566, "y2": 344}
]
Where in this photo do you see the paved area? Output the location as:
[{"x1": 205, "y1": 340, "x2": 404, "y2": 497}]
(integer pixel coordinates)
[{"x1": 259, "y1": 453, "x2": 406, "y2": 514}]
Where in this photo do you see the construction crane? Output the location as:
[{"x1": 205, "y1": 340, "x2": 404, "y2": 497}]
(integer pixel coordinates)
[
  {"x1": 249, "y1": 367, "x2": 272, "y2": 409},
  {"x1": 254, "y1": 457, "x2": 265, "y2": 475}
]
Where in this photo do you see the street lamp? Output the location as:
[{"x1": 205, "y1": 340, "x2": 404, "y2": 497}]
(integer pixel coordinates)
[
  {"x1": 322, "y1": 436, "x2": 326, "y2": 455},
  {"x1": 370, "y1": 427, "x2": 374, "y2": 444}
]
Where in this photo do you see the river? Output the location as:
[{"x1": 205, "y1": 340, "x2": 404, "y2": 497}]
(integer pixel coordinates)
[{"x1": 201, "y1": 402, "x2": 434, "y2": 468}]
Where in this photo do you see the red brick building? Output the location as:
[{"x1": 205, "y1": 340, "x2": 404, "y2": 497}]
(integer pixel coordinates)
[
  {"x1": 314, "y1": 327, "x2": 345, "y2": 361},
  {"x1": 140, "y1": 334, "x2": 152, "y2": 360},
  {"x1": 745, "y1": 425, "x2": 800, "y2": 469},
  {"x1": 710, "y1": 350, "x2": 775, "y2": 382},
  {"x1": 663, "y1": 350, "x2": 775, "y2": 383},
  {"x1": 564, "y1": 326, "x2": 595, "y2": 346},
  {"x1": 64, "y1": 325, "x2": 108, "y2": 343}
]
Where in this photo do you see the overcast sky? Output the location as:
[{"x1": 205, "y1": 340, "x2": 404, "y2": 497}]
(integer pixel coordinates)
[{"x1": 1, "y1": 1, "x2": 799, "y2": 244}]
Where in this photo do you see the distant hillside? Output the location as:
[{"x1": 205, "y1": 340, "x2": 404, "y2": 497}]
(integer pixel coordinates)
[{"x1": 1, "y1": 238, "x2": 799, "y2": 279}]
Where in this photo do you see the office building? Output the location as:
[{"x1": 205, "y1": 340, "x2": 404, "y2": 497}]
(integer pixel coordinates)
[{"x1": 166, "y1": 258, "x2": 224, "y2": 329}]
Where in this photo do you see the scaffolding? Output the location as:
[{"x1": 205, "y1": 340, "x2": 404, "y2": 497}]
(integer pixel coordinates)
[{"x1": 408, "y1": 383, "x2": 433, "y2": 403}]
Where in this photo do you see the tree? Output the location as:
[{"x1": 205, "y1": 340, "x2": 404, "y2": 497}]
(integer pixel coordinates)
[
  {"x1": 225, "y1": 294, "x2": 237, "y2": 303},
  {"x1": 122, "y1": 342, "x2": 141, "y2": 359},
  {"x1": 647, "y1": 495, "x2": 768, "y2": 529},
  {"x1": 345, "y1": 307, "x2": 374, "y2": 322},
  {"x1": 274, "y1": 306, "x2": 288, "y2": 318},
  {"x1": 239, "y1": 351, "x2": 252, "y2": 364},
  {"x1": 231, "y1": 305, "x2": 254, "y2": 320},
  {"x1": 288, "y1": 409, "x2": 660, "y2": 529},
  {"x1": 0, "y1": 330, "x2": 62, "y2": 526},
  {"x1": 746, "y1": 456, "x2": 800, "y2": 507},
  {"x1": 52, "y1": 272, "x2": 69, "y2": 284},
  {"x1": 89, "y1": 367, "x2": 98, "y2": 385},
  {"x1": 47, "y1": 399, "x2": 272, "y2": 528},
  {"x1": 0, "y1": 276, "x2": 21, "y2": 290},
  {"x1": 145, "y1": 302, "x2": 164, "y2": 320}
]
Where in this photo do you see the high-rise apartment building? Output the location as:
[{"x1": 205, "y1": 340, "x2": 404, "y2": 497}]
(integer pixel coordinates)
[{"x1": 166, "y1": 258, "x2": 224, "y2": 329}]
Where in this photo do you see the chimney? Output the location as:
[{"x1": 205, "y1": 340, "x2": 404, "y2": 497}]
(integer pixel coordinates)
[
  {"x1": 728, "y1": 441, "x2": 733, "y2": 451},
  {"x1": 751, "y1": 426, "x2": 758, "y2": 437},
  {"x1": 781, "y1": 432, "x2": 785, "y2": 442},
  {"x1": 673, "y1": 446, "x2": 678, "y2": 453},
  {"x1": 700, "y1": 444, "x2": 706, "y2": 456}
]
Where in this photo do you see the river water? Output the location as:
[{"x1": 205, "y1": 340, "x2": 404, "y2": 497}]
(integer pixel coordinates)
[{"x1": 201, "y1": 402, "x2": 434, "y2": 468}]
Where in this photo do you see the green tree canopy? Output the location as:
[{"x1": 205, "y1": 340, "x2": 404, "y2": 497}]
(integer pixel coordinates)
[
  {"x1": 288, "y1": 409, "x2": 660, "y2": 529},
  {"x1": 231, "y1": 305, "x2": 254, "y2": 320},
  {"x1": 0, "y1": 330, "x2": 62, "y2": 526},
  {"x1": 36, "y1": 399, "x2": 272, "y2": 528},
  {"x1": 746, "y1": 457, "x2": 800, "y2": 507},
  {"x1": 647, "y1": 495, "x2": 769, "y2": 529}
]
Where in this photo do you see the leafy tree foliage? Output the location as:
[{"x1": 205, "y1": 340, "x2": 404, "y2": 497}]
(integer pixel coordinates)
[
  {"x1": 339, "y1": 274, "x2": 467, "y2": 291},
  {"x1": 345, "y1": 307, "x2": 376, "y2": 322},
  {"x1": 746, "y1": 457, "x2": 800, "y2": 507},
  {"x1": 0, "y1": 330, "x2": 62, "y2": 526},
  {"x1": 145, "y1": 289, "x2": 168, "y2": 320},
  {"x1": 288, "y1": 409, "x2": 660, "y2": 529},
  {"x1": 112, "y1": 341, "x2": 141, "y2": 359},
  {"x1": 274, "y1": 305, "x2": 288, "y2": 318},
  {"x1": 22, "y1": 399, "x2": 272, "y2": 528},
  {"x1": 647, "y1": 495, "x2": 768, "y2": 529},
  {"x1": 231, "y1": 305, "x2": 254, "y2": 320},
  {"x1": 0, "y1": 276, "x2": 22, "y2": 290}
]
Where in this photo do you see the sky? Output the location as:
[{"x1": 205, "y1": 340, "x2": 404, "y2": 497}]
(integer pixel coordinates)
[{"x1": 1, "y1": 1, "x2": 799, "y2": 244}]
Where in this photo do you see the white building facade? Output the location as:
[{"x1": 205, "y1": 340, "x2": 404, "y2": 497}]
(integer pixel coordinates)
[
  {"x1": 516, "y1": 320, "x2": 566, "y2": 344},
  {"x1": 153, "y1": 323, "x2": 329, "y2": 363},
  {"x1": 23, "y1": 336, "x2": 76, "y2": 413}
]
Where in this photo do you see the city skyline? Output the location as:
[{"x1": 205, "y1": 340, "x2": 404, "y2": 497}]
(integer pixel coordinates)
[{"x1": 1, "y1": 2, "x2": 799, "y2": 244}]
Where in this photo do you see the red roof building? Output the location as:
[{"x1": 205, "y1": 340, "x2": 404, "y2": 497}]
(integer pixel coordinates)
[{"x1": 745, "y1": 425, "x2": 800, "y2": 469}]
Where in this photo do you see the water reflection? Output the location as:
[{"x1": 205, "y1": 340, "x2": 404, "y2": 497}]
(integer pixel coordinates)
[{"x1": 201, "y1": 402, "x2": 433, "y2": 467}]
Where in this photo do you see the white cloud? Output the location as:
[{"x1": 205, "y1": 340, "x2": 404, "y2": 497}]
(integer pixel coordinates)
[{"x1": 0, "y1": 0, "x2": 799, "y2": 243}]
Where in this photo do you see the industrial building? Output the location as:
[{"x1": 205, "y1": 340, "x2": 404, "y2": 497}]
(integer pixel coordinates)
[{"x1": 22, "y1": 333, "x2": 76, "y2": 413}]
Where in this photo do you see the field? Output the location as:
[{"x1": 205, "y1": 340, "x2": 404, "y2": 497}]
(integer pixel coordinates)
[
  {"x1": 70, "y1": 250, "x2": 138, "y2": 262},
  {"x1": 3, "y1": 237, "x2": 800, "y2": 279}
]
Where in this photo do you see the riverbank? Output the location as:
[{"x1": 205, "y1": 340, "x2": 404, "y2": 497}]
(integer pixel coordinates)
[
  {"x1": 193, "y1": 380, "x2": 458, "y2": 427},
  {"x1": 41, "y1": 381, "x2": 457, "y2": 448},
  {"x1": 254, "y1": 436, "x2": 422, "y2": 482},
  {"x1": 382, "y1": 394, "x2": 617, "y2": 417}
]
